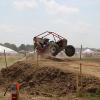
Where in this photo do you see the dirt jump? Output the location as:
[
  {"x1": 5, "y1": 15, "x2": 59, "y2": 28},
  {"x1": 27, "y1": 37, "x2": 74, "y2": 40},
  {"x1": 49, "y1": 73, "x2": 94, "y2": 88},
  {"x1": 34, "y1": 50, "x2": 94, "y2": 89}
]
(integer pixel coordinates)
[{"x1": 0, "y1": 57, "x2": 100, "y2": 99}]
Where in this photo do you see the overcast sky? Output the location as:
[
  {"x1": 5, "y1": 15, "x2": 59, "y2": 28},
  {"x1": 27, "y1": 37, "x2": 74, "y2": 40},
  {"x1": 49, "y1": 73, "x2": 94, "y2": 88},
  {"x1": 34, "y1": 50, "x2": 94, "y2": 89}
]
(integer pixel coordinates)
[{"x1": 0, "y1": 0, "x2": 100, "y2": 48}]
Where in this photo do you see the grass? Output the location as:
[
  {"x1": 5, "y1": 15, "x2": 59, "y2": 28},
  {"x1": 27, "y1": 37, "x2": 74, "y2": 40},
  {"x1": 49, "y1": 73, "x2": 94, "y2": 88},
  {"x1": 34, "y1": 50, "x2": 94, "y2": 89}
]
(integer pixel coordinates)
[
  {"x1": 0, "y1": 54, "x2": 24, "y2": 69},
  {"x1": 82, "y1": 57, "x2": 100, "y2": 63},
  {"x1": 71, "y1": 57, "x2": 100, "y2": 63}
]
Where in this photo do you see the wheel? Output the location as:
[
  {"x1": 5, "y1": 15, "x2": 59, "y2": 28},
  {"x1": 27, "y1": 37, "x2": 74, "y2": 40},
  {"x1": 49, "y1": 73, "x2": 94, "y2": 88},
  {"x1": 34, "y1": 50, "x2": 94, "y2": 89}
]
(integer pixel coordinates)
[
  {"x1": 65, "y1": 45, "x2": 75, "y2": 57},
  {"x1": 49, "y1": 44, "x2": 59, "y2": 56}
]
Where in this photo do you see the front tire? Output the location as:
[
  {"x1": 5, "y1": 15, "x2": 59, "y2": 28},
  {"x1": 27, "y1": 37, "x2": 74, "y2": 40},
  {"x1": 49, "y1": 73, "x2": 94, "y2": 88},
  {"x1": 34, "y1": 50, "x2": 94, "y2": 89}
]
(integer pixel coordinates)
[{"x1": 49, "y1": 44, "x2": 59, "y2": 56}]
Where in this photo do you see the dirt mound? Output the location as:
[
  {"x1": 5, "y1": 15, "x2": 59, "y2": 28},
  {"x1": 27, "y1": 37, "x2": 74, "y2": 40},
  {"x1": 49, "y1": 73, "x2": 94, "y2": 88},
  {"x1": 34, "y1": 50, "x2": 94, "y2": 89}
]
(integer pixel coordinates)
[
  {"x1": 1, "y1": 61, "x2": 35, "y2": 81},
  {"x1": 0, "y1": 61, "x2": 100, "y2": 97}
]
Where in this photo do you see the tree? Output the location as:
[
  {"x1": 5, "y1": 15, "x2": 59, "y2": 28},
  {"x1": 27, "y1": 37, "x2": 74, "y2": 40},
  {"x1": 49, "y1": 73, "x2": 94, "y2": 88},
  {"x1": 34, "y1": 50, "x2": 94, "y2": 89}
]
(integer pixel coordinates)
[
  {"x1": 0, "y1": 42, "x2": 34, "y2": 52},
  {"x1": 4, "y1": 43, "x2": 18, "y2": 51},
  {"x1": 26, "y1": 45, "x2": 34, "y2": 51},
  {"x1": 18, "y1": 44, "x2": 26, "y2": 51}
]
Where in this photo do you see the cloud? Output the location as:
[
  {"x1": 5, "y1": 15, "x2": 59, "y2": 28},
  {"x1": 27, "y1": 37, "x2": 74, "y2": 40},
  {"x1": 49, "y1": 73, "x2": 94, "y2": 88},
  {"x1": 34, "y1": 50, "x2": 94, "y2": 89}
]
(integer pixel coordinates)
[
  {"x1": 41, "y1": 0, "x2": 79, "y2": 15},
  {"x1": 13, "y1": 0, "x2": 38, "y2": 11},
  {"x1": 68, "y1": 22, "x2": 92, "y2": 34},
  {"x1": 13, "y1": 0, "x2": 79, "y2": 15},
  {"x1": 0, "y1": 24, "x2": 16, "y2": 33},
  {"x1": 82, "y1": 0, "x2": 100, "y2": 3},
  {"x1": 51, "y1": 18, "x2": 92, "y2": 34}
]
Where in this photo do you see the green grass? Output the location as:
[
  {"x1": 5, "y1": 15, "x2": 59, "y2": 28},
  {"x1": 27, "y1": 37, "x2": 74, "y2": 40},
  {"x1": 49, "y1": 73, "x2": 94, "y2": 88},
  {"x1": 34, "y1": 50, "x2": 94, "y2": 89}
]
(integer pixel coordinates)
[
  {"x1": 0, "y1": 54, "x2": 24, "y2": 69},
  {"x1": 71, "y1": 57, "x2": 100, "y2": 63},
  {"x1": 82, "y1": 57, "x2": 100, "y2": 63}
]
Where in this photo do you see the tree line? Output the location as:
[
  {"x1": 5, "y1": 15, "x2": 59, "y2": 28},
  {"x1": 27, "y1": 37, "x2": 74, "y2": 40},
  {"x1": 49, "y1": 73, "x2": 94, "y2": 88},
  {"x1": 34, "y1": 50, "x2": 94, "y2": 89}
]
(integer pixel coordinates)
[{"x1": 0, "y1": 43, "x2": 34, "y2": 52}]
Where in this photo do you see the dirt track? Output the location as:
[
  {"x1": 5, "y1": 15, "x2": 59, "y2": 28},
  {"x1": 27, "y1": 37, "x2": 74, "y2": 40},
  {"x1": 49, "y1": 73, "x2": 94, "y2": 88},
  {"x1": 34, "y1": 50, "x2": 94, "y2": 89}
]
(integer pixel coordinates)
[
  {"x1": 0, "y1": 57, "x2": 100, "y2": 99},
  {"x1": 36, "y1": 57, "x2": 100, "y2": 79}
]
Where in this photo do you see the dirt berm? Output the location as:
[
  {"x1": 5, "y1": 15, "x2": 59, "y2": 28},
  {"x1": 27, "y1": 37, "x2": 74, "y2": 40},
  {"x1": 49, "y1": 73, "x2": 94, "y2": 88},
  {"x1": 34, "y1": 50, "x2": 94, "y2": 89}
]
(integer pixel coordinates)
[{"x1": 0, "y1": 61, "x2": 100, "y2": 97}]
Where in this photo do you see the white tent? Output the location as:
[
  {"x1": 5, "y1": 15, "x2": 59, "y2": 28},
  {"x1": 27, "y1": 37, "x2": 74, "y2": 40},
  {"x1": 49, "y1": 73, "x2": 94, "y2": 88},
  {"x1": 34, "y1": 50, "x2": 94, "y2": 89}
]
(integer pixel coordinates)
[
  {"x1": 0, "y1": 45, "x2": 17, "y2": 54},
  {"x1": 82, "y1": 49, "x2": 95, "y2": 54},
  {"x1": 82, "y1": 49, "x2": 95, "y2": 56}
]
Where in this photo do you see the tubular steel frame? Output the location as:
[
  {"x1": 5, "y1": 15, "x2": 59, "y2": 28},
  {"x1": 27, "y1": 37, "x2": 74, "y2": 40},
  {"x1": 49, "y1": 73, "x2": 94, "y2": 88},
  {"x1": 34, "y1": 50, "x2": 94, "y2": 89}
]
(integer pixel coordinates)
[{"x1": 34, "y1": 31, "x2": 65, "y2": 41}]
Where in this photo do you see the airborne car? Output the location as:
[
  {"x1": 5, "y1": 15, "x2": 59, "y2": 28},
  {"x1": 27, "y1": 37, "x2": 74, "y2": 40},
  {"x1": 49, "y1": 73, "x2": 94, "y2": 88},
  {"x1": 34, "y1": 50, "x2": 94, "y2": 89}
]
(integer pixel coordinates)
[{"x1": 33, "y1": 31, "x2": 75, "y2": 57}]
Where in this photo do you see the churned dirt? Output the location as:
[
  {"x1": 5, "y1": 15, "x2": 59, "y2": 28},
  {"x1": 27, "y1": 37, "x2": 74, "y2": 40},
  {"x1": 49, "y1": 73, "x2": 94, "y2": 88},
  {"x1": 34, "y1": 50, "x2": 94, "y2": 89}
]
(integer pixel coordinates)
[{"x1": 0, "y1": 58, "x2": 100, "y2": 98}]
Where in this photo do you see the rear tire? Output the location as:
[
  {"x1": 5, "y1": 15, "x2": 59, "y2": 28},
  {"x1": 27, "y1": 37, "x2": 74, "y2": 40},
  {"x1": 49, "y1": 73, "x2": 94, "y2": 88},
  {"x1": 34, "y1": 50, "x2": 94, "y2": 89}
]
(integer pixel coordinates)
[{"x1": 65, "y1": 45, "x2": 75, "y2": 57}]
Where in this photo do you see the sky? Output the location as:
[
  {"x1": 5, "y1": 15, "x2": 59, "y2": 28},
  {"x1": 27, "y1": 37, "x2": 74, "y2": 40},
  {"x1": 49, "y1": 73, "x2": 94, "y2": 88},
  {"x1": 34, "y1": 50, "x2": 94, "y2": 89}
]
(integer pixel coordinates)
[{"x1": 0, "y1": 0, "x2": 100, "y2": 48}]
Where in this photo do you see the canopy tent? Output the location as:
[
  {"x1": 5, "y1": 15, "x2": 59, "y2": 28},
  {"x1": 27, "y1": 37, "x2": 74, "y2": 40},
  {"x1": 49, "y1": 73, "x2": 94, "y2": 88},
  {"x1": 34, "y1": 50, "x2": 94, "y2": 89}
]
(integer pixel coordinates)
[
  {"x1": 82, "y1": 49, "x2": 95, "y2": 54},
  {"x1": 0, "y1": 45, "x2": 17, "y2": 54},
  {"x1": 82, "y1": 49, "x2": 95, "y2": 57}
]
